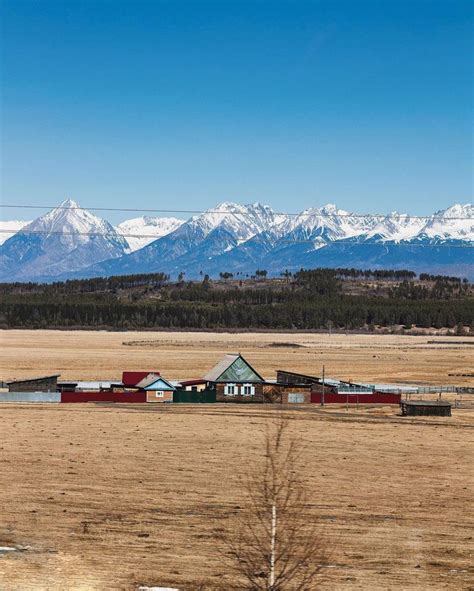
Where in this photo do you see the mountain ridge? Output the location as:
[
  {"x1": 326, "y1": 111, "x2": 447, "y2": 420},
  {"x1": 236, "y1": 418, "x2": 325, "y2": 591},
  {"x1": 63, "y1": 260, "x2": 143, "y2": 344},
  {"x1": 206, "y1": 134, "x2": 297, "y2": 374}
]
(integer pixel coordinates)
[{"x1": 0, "y1": 200, "x2": 472, "y2": 282}]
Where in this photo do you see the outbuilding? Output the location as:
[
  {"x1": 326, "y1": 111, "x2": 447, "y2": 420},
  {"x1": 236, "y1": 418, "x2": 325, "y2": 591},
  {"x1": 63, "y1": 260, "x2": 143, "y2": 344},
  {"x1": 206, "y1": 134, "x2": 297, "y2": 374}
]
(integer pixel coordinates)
[
  {"x1": 400, "y1": 400, "x2": 452, "y2": 417},
  {"x1": 6, "y1": 374, "x2": 61, "y2": 393}
]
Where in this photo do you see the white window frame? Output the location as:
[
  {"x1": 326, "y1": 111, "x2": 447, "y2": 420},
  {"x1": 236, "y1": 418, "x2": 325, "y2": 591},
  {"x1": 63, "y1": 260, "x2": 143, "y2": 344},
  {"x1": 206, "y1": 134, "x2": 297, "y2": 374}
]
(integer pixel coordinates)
[
  {"x1": 224, "y1": 383, "x2": 236, "y2": 396},
  {"x1": 241, "y1": 384, "x2": 255, "y2": 396}
]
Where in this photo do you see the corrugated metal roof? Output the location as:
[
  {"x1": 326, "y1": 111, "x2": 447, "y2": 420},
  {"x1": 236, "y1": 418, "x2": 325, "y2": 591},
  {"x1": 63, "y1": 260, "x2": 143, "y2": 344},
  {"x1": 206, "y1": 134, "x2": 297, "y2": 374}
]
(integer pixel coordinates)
[
  {"x1": 135, "y1": 373, "x2": 161, "y2": 388},
  {"x1": 203, "y1": 353, "x2": 264, "y2": 383},
  {"x1": 203, "y1": 354, "x2": 240, "y2": 382},
  {"x1": 403, "y1": 400, "x2": 452, "y2": 407},
  {"x1": 75, "y1": 381, "x2": 113, "y2": 390},
  {"x1": 6, "y1": 374, "x2": 61, "y2": 385}
]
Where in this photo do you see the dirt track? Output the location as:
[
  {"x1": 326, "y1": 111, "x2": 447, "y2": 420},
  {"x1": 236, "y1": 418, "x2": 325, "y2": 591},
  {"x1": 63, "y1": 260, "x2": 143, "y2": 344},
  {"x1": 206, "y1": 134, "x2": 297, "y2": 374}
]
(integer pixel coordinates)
[{"x1": 0, "y1": 403, "x2": 473, "y2": 590}]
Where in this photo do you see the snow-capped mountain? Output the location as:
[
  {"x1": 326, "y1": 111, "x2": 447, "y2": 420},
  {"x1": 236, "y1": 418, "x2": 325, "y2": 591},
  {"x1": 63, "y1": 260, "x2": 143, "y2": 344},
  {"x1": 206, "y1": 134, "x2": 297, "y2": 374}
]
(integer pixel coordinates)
[
  {"x1": 0, "y1": 199, "x2": 129, "y2": 281},
  {"x1": 0, "y1": 200, "x2": 472, "y2": 281},
  {"x1": 116, "y1": 216, "x2": 184, "y2": 252},
  {"x1": 416, "y1": 204, "x2": 474, "y2": 241},
  {"x1": 0, "y1": 220, "x2": 31, "y2": 245},
  {"x1": 74, "y1": 201, "x2": 292, "y2": 278}
]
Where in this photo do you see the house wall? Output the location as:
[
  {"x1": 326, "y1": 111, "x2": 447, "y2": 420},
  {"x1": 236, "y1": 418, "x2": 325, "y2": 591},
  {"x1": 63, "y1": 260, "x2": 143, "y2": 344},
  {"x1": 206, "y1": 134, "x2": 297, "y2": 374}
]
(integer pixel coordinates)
[
  {"x1": 281, "y1": 387, "x2": 312, "y2": 404},
  {"x1": 182, "y1": 384, "x2": 207, "y2": 392},
  {"x1": 8, "y1": 376, "x2": 58, "y2": 393},
  {"x1": 146, "y1": 390, "x2": 173, "y2": 403},
  {"x1": 262, "y1": 384, "x2": 312, "y2": 404},
  {"x1": 311, "y1": 383, "x2": 338, "y2": 395},
  {"x1": 216, "y1": 383, "x2": 264, "y2": 403}
]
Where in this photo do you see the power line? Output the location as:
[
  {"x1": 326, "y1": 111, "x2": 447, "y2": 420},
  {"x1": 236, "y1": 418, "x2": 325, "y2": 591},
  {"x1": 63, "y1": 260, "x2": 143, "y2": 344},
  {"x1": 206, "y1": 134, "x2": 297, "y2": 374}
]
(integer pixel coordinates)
[
  {"x1": 0, "y1": 227, "x2": 472, "y2": 247},
  {"x1": 1, "y1": 203, "x2": 473, "y2": 221}
]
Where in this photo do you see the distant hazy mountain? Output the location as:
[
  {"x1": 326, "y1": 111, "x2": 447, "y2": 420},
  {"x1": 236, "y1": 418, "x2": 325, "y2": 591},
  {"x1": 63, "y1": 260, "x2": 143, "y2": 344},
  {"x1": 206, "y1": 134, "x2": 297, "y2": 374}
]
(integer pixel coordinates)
[
  {"x1": 0, "y1": 220, "x2": 31, "y2": 245},
  {"x1": 116, "y1": 215, "x2": 184, "y2": 252},
  {"x1": 1, "y1": 200, "x2": 472, "y2": 281},
  {"x1": 0, "y1": 199, "x2": 128, "y2": 281}
]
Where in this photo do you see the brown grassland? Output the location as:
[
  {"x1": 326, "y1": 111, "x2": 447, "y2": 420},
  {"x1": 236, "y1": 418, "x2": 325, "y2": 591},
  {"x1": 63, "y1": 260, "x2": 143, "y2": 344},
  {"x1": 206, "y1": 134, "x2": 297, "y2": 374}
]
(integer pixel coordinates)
[
  {"x1": 0, "y1": 330, "x2": 473, "y2": 590},
  {"x1": 1, "y1": 329, "x2": 473, "y2": 385}
]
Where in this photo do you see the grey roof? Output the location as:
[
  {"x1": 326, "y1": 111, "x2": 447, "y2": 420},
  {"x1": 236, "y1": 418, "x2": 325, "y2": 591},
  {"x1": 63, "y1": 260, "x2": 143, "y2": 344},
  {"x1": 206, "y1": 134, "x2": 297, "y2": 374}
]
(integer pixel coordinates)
[
  {"x1": 135, "y1": 373, "x2": 161, "y2": 389},
  {"x1": 204, "y1": 354, "x2": 240, "y2": 382},
  {"x1": 75, "y1": 381, "x2": 113, "y2": 390},
  {"x1": 6, "y1": 374, "x2": 61, "y2": 385},
  {"x1": 402, "y1": 400, "x2": 452, "y2": 407},
  {"x1": 203, "y1": 353, "x2": 264, "y2": 382}
]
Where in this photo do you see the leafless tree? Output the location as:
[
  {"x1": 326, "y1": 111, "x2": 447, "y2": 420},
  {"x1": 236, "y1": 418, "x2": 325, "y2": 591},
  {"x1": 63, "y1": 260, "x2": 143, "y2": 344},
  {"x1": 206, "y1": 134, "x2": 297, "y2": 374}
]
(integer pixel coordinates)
[{"x1": 222, "y1": 415, "x2": 328, "y2": 590}]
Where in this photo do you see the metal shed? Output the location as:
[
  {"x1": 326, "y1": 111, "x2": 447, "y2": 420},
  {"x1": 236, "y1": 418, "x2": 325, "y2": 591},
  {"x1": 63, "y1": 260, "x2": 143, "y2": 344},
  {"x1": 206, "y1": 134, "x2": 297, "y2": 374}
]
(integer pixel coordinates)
[
  {"x1": 6, "y1": 374, "x2": 60, "y2": 393},
  {"x1": 400, "y1": 400, "x2": 452, "y2": 417}
]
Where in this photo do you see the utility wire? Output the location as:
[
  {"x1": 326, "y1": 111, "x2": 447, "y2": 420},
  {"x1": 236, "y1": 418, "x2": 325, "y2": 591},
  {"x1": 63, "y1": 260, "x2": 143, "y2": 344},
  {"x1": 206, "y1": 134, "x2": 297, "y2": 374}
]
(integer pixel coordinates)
[
  {"x1": 1, "y1": 203, "x2": 473, "y2": 221},
  {"x1": 0, "y1": 228, "x2": 472, "y2": 247}
]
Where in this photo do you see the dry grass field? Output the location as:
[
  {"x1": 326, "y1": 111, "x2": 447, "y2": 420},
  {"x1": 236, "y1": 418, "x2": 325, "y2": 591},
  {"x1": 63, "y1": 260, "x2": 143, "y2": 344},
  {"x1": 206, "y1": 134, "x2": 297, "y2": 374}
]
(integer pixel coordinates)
[
  {"x1": 1, "y1": 329, "x2": 473, "y2": 386},
  {"x1": 0, "y1": 404, "x2": 473, "y2": 590},
  {"x1": 1, "y1": 330, "x2": 473, "y2": 589}
]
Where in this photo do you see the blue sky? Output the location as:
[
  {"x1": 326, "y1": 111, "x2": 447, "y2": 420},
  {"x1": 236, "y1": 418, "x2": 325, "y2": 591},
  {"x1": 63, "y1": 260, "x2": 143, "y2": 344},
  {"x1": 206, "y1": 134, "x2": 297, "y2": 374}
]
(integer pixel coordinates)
[{"x1": 1, "y1": 0, "x2": 472, "y2": 223}]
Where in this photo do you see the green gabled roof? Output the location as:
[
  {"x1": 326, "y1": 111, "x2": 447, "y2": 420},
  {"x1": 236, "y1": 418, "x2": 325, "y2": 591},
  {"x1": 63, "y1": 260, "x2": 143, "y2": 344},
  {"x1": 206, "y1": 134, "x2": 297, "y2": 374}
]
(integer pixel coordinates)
[{"x1": 204, "y1": 353, "x2": 264, "y2": 383}]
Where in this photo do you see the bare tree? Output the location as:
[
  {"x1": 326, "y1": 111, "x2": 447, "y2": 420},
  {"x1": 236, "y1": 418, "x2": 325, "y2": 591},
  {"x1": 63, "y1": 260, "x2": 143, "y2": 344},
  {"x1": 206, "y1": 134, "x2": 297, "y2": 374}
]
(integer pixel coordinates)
[{"x1": 222, "y1": 416, "x2": 327, "y2": 590}]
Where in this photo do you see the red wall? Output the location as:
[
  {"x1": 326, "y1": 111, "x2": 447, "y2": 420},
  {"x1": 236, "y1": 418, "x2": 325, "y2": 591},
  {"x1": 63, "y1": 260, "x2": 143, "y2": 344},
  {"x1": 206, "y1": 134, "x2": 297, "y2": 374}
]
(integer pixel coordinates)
[
  {"x1": 310, "y1": 390, "x2": 401, "y2": 404},
  {"x1": 61, "y1": 391, "x2": 146, "y2": 403},
  {"x1": 122, "y1": 371, "x2": 160, "y2": 387}
]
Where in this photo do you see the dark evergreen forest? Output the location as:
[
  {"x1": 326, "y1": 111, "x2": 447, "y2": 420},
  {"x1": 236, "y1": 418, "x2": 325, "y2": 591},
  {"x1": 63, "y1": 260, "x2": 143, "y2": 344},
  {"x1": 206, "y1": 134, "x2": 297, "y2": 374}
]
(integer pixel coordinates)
[{"x1": 0, "y1": 268, "x2": 472, "y2": 331}]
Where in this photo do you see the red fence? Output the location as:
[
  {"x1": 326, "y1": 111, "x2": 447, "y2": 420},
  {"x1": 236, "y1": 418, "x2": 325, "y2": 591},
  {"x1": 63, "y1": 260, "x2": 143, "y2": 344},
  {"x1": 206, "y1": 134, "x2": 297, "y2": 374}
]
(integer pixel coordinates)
[
  {"x1": 61, "y1": 391, "x2": 146, "y2": 403},
  {"x1": 310, "y1": 390, "x2": 401, "y2": 404}
]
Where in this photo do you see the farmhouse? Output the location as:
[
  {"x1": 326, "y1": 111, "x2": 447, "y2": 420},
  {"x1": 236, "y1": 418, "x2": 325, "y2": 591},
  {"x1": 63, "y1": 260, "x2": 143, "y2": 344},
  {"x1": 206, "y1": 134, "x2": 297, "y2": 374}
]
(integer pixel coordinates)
[
  {"x1": 6, "y1": 374, "x2": 60, "y2": 393},
  {"x1": 135, "y1": 374, "x2": 175, "y2": 403},
  {"x1": 203, "y1": 353, "x2": 265, "y2": 402}
]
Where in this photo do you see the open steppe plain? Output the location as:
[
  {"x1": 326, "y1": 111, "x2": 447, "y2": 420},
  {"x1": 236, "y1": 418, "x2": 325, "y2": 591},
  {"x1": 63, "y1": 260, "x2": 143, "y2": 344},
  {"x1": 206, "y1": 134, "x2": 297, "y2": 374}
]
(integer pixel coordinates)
[
  {"x1": 1, "y1": 329, "x2": 473, "y2": 385},
  {"x1": 0, "y1": 403, "x2": 473, "y2": 590},
  {"x1": 1, "y1": 330, "x2": 473, "y2": 590}
]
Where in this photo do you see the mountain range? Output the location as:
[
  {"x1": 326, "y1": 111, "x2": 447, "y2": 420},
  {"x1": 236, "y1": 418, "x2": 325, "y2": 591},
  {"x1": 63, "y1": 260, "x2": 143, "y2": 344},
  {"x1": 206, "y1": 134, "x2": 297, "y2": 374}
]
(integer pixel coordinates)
[{"x1": 0, "y1": 199, "x2": 472, "y2": 282}]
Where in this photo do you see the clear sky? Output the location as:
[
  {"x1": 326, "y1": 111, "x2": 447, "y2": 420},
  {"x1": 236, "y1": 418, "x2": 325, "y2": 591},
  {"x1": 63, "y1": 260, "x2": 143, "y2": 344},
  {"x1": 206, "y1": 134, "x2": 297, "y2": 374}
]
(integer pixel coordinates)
[{"x1": 1, "y1": 0, "x2": 472, "y2": 224}]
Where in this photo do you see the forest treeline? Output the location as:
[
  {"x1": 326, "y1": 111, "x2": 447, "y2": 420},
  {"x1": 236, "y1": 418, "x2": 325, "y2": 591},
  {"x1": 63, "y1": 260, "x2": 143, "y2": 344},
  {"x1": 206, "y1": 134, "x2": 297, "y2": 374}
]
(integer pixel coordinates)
[{"x1": 0, "y1": 268, "x2": 472, "y2": 331}]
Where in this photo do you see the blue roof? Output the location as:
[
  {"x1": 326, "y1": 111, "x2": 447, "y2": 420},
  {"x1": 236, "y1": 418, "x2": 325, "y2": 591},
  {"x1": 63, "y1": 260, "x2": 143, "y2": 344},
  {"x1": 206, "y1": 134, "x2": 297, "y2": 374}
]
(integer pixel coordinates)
[{"x1": 143, "y1": 376, "x2": 175, "y2": 391}]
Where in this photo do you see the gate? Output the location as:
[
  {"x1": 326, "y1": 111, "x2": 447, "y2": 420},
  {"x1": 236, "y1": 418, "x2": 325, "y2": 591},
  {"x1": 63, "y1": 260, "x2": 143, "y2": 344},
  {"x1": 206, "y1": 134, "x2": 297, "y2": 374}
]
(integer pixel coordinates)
[
  {"x1": 173, "y1": 389, "x2": 216, "y2": 403},
  {"x1": 287, "y1": 393, "x2": 305, "y2": 404}
]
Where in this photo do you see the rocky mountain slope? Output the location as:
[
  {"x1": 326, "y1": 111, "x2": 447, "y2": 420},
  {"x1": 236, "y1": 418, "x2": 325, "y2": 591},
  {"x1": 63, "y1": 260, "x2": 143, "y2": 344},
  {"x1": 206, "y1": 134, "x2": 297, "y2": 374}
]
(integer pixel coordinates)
[
  {"x1": 1, "y1": 200, "x2": 472, "y2": 281},
  {"x1": 0, "y1": 199, "x2": 128, "y2": 281}
]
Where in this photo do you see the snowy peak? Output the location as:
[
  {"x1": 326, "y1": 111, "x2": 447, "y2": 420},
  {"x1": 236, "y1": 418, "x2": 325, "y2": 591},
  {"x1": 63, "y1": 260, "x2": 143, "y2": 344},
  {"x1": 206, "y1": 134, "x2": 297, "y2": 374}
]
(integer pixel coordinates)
[
  {"x1": 27, "y1": 199, "x2": 112, "y2": 237},
  {"x1": 419, "y1": 203, "x2": 474, "y2": 240},
  {"x1": 283, "y1": 203, "x2": 374, "y2": 242},
  {"x1": 365, "y1": 213, "x2": 425, "y2": 242},
  {"x1": 0, "y1": 220, "x2": 30, "y2": 245},
  {"x1": 0, "y1": 199, "x2": 472, "y2": 281},
  {"x1": 116, "y1": 216, "x2": 184, "y2": 251},
  {"x1": 0, "y1": 199, "x2": 129, "y2": 280},
  {"x1": 187, "y1": 201, "x2": 283, "y2": 243}
]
